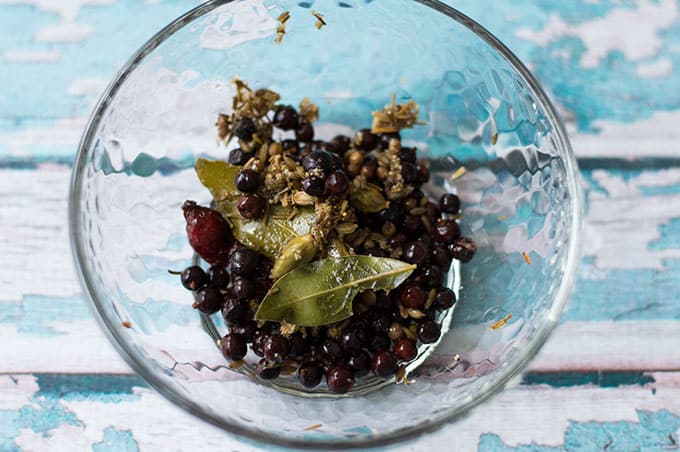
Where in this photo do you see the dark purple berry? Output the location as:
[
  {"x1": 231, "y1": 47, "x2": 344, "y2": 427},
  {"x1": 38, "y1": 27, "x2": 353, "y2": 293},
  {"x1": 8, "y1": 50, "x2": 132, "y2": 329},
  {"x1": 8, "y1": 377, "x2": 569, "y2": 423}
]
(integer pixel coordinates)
[
  {"x1": 220, "y1": 333, "x2": 247, "y2": 361},
  {"x1": 417, "y1": 319, "x2": 441, "y2": 343},
  {"x1": 403, "y1": 215, "x2": 422, "y2": 232},
  {"x1": 378, "y1": 132, "x2": 400, "y2": 150},
  {"x1": 355, "y1": 129, "x2": 378, "y2": 151},
  {"x1": 231, "y1": 320, "x2": 257, "y2": 341},
  {"x1": 435, "y1": 288, "x2": 456, "y2": 310},
  {"x1": 432, "y1": 246, "x2": 452, "y2": 269},
  {"x1": 221, "y1": 296, "x2": 249, "y2": 325},
  {"x1": 237, "y1": 194, "x2": 265, "y2": 219},
  {"x1": 182, "y1": 201, "x2": 234, "y2": 265},
  {"x1": 371, "y1": 312, "x2": 390, "y2": 335},
  {"x1": 302, "y1": 176, "x2": 327, "y2": 197},
  {"x1": 326, "y1": 366, "x2": 355, "y2": 394},
  {"x1": 298, "y1": 362, "x2": 323, "y2": 388},
  {"x1": 340, "y1": 329, "x2": 362, "y2": 351},
  {"x1": 207, "y1": 265, "x2": 229, "y2": 288},
  {"x1": 231, "y1": 277, "x2": 255, "y2": 300},
  {"x1": 252, "y1": 333, "x2": 266, "y2": 357},
  {"x1": 425, "y1": 202, "x2": 440, "y2": 223},
  {"x1": 451, "y1": 237, "x2": 477, "y2": 263},
  {"x1": 230, "y1": 248, "x2": 259, "y2": 277},
  {"x1": 228, "y1": 148, "x2": 253, "y2": 166},
  {"x1": 233, "y1": 117, "x2": 257, "y2": 141},
  {"x1": 192, "y1": 285, "x2": 224, "y2": 314},
  {"x1": 401, "y1": 162, "x2": 418, "y2": 184},
  {"x1": 321, "y1": 339, "x2": 342, "y2": 359},
  {"x1": 330, "y1": 135, "x2": 351, "y2": 154},
  {"x1": 371, "y1": 350, "x2": 398, "y2": 378},
  {"x1": 400, "y1": 147, "x2": 417, "y2": 163},
  {"x1": 439, "y1": 193, "x2": 461, "y2": 214},
  {"x1": 296, "y1": 122, "x2": 314, "y2": 142},
  {"x1": 434, "y1": 219, "x2": 461, "y2": 244},
  {"x1": 263, "y1": 334, "x2": 289, "y2": 362},
  {"x1": 235, "y1": 169, "x2": 260, "y2": 193},
  {"x1": 281, "y1": 139, "x2": 299, "y2": 153},
  {"x1": 325, "y1": 170, "x2": 349, "y2": 195},
  {"x1": 420, "y1": 265, "x2": 444, "y2": 288},
  {"x1": 256, "y1": 358, "x2": 280, "y2": 380},
  {"x1": 369, "y1": 335, "x2": 391, "y2": 352},
  {"x1": 417, "y1": 165, "x2": 430, "y2": 183},
  {"x1": 400, "y1": 284, "x2": 426, "y2": 308},
  {"x1": 346, "y1": 350, "x2": 371, "y2": 377},
  {"x1": 378, "y1": 204, "x2": 402, "y2": 223},
  {"x1": 180, "y1": 266, "x2": 208, "y2": 291},
  {"x1": 393, "y1": 338, "x2": 417, "y2": 361},
  {"x1": 302, "y1": 150, "x2": 335, "y2": 173},
  {"x1": 403, "y1": 240, "x2": 429, "y2": 265},
  {"x1": 288, "y1": 332, "x2": 308, "y2": 358},
  {"x1": 274, "y1": 105, "x2": 299, "y2": 130}
]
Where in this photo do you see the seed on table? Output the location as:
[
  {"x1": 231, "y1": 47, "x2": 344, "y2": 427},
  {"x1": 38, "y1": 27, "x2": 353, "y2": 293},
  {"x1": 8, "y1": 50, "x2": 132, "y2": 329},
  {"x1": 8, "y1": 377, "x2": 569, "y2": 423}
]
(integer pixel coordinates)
[
  {"x1": 347, "y1": 150, "x2": 364, "y2": 167},
  {"x1": 180, "y1": 265, "x2": 208, "y2": 291},
  {"x1": 256, "y1": 358, "x2": 281, "y2": 380},
  {"x1": 220, "y1": 333, "x2": 247, "y2": 361},
  {"x1": 371, "y1": 350, "x2": 398, "y2": 377},
  {"x1": 298, "y1": 362, "x2": 323, "y2": 388},
  {"x1": 326, "y1": 365, "x2": 355, "y2": 394},
  {"x1": 268, "y1": 142, "x2": 283, "y2": 156}
]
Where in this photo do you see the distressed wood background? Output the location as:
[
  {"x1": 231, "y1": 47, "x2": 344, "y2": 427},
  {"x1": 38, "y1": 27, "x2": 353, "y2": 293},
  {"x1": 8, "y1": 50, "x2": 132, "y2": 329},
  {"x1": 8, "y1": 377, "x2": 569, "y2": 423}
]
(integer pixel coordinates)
[{"x1": 1, "y1": 0, "x2": 679, "y2": 450}]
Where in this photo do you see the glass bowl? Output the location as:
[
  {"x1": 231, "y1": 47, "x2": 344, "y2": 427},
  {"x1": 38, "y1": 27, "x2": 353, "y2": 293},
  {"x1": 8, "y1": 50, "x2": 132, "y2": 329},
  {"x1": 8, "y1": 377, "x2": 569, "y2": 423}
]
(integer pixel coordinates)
[{"x1": 69, "y1": 0, "x2": 582, "y2": 449}]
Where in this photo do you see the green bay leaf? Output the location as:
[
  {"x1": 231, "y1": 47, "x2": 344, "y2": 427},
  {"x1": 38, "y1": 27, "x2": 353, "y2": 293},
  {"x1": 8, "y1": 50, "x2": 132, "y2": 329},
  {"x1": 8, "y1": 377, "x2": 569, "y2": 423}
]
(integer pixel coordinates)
[
  {"x1": 254, "y1": 256, "x2": 416, "y2": 326},
  {"x1": 195, "y1": 158, "x2": 315, "y2": 258}
]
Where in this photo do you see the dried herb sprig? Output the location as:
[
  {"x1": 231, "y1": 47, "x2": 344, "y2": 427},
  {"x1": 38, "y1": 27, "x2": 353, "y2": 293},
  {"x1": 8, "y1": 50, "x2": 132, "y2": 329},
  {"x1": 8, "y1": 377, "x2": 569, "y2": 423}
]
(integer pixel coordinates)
[
  {"x1": 311, "y1": 10, "x2": 326, "y2": 29},
  {"x1": 371, "y1": 94, "x2": 425, "y2": 134}
]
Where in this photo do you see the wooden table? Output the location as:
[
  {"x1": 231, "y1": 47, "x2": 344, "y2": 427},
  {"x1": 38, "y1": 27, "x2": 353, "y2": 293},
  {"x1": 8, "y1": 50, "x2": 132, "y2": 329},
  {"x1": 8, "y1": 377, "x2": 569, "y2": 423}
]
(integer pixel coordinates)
[{"x1": 1, "y1": 1, "x2": 679, "y2": 450}]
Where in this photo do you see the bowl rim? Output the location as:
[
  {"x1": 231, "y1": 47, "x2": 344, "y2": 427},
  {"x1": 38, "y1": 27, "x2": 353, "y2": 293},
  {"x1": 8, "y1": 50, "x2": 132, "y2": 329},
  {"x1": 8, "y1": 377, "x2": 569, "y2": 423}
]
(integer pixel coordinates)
[{"x1": 69, "y1": 0, "x2": 583, "y2": 449}]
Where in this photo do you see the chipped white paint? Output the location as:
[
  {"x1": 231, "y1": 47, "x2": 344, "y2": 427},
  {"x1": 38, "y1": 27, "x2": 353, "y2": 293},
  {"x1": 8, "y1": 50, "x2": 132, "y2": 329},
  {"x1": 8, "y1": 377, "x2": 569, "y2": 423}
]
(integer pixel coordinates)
[
  {"x1": 571, "y1": 109, "x2": 680, "y2": 158},
  {"x1": 66, "y1": 78, "x2": 109, "y2": 97},
  {"x1": 0, "y1": 375, "x2": 39, "y2": 410},
  {"x1": 585, "y1": 168, "x2": 680, "y2": 270},
  {"x1": 516, "y1": 0, "x2": 678, "y2": 68},
  {"x1": 2, "y1": 49, "x2": 60, "y2": 63},
  {"x1": 15, "y1": 426, "x2": 93, "y2": 452},
  {"x1": 636, "y1": 57, "x2": 674, "y2": 78}
]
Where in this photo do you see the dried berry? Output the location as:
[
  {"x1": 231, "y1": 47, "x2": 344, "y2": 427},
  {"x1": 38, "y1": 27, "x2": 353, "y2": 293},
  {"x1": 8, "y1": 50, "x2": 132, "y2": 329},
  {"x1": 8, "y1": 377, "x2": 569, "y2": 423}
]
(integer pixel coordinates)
[
  {"x1": 371, "y1": 350, "x2": 398, "y2": 377},
  {"x1": 228, "y1": 148, "x2": 253, "y2": 166},
  {"x1": 354, "y1": 128, "x2": 377, "y2": 151},
  {"x1": 302, "y1": 176, "x2": 327, "y2": 197},
  {"x1": 263, "y1": 334, "x2": 289, "y2": 362},
  {"x1": 274, "y1": 105, "x2": 299, "y2": 130},
  {"x1": 400, "y1": 284, "x2": 426, "y2": 308},
  {"x1": 233, "y1": 117, "x2": 257, "y2": 141},
  {"x1": 235, "y1": 169, "x2": 260, "y2": 193},
  {"x1": 237, "y1": 194, "x2": 266, "y2": 219},
  {"x1": 180, "y1": 266, "x2": 208, "y2": 291},
  {"x1": 326, "y1": 365, "x2": 355, "y2": 394},
  {"x1": 325, "y1": 170, "x2": 349, "y2": 195},
  {"x1": 222, "y1": 296, "x2": 249, "y2": 325},
  {"x1": 220, "y1": 333, "x2": 247, "y2": 361},
  {"x1": 434, "y1": 219, "x2": 461, "y2": 244},
  {"x1": 439, "y1": 193, "x2": 461, "y2": 214},
  {"x1": 298, "y1": 362, "x2": 323, "y2": 388},
  {"x1": 434, "y1": 288, "x2": 456, "y2": 310},
  {"x1": 393, "y1": 338, "x2": 417, "y2": 361},
  {"x1": 451, "y1": 237, "x2": 477, "y2": 263},
  {"x1": 296, "y1": 122, "x2": 315, "y2": 142},
  {"x1": 256, "y1": 358, "x2": 280, "y2": 380},
  {"x1": 207, "y1": 265, "x2": 230, "y2": 288},
  {"x1": 230, "y1": 248, "x2": 259, "y2": 277},
  {"x1": 416, "y1": 319, "x2": 441, "y2": 343},
  {"x1": 192, "y1": 285, "x2": 224, "y2": 314},
  {"x1": 182, "y1": 201, "x2": 233, "y2": 264}
]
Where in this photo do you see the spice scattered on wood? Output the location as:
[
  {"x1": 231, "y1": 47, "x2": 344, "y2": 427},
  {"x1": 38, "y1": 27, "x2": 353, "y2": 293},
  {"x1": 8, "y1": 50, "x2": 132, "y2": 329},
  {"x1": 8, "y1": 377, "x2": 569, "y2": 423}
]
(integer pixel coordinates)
[
  {"x1": 311, "y1": 10, "x2": 326, "y2": 29},
  {"x1": 303, "y1": 423, "x2": 323, "y2": 431},
  {"x1": 490, "y1": 313, "x2": 512, "y2": 330},
  {"x1": 522, "y1": 251, "x2": 532, "y2": 265}
]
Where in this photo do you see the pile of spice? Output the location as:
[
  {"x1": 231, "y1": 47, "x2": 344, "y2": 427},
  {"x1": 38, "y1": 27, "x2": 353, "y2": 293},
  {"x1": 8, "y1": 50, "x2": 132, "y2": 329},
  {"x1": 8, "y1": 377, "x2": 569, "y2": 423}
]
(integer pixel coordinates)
[{"x1": 176, "y1": 79, "x2": 476, "y2": 394}]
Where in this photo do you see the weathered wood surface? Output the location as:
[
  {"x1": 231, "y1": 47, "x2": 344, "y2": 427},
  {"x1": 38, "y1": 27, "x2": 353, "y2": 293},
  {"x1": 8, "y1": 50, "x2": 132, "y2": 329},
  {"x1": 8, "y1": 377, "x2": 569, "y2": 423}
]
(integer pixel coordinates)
[{"x1": 1, "y1": 0, "x2": 679, "y2": 450}]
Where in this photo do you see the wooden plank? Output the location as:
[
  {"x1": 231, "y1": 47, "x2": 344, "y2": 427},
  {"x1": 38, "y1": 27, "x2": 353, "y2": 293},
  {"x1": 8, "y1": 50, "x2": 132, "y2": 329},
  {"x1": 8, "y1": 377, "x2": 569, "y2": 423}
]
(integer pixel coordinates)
[{"x1": 2, "y1": 372, "x2": 679, "y2": 450}]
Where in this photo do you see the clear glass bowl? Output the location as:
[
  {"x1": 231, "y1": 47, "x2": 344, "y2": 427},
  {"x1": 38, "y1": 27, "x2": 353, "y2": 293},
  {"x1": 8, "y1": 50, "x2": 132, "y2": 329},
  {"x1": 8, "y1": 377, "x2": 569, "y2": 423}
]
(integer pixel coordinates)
[{"x1": 69, "y1": 0, "x2": 582, "y2": 449}]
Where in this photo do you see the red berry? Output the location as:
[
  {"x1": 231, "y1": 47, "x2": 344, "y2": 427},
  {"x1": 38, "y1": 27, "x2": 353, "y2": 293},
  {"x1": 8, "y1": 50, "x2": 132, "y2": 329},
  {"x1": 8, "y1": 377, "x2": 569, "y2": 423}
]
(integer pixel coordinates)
[
  {"x1": 393, "y1": 338, "x2": 417, "y2": 361},
  {"x1": 182, "y1": 201, "x2": 233, "y2": 264}
]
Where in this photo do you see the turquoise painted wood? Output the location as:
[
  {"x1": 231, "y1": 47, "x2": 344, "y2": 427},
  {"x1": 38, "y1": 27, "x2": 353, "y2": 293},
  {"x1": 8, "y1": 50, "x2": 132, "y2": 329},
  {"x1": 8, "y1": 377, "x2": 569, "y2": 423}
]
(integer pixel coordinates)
[{"x1": 1, "y1": 0, "x2": 679, "y2": 450}]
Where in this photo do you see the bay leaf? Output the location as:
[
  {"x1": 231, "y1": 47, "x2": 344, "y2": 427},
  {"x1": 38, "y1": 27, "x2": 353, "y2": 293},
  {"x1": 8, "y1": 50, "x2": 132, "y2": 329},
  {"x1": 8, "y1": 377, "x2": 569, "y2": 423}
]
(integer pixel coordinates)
[
  {"x1": 254, "y1": 256, "x2": 416, "y2": 326},
  {"x1": 195, "y1": 158, "x2": 316, "y2": 258},
  {"x1": 349, "y1": 182, "x2": 388, "y2": 213}
]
